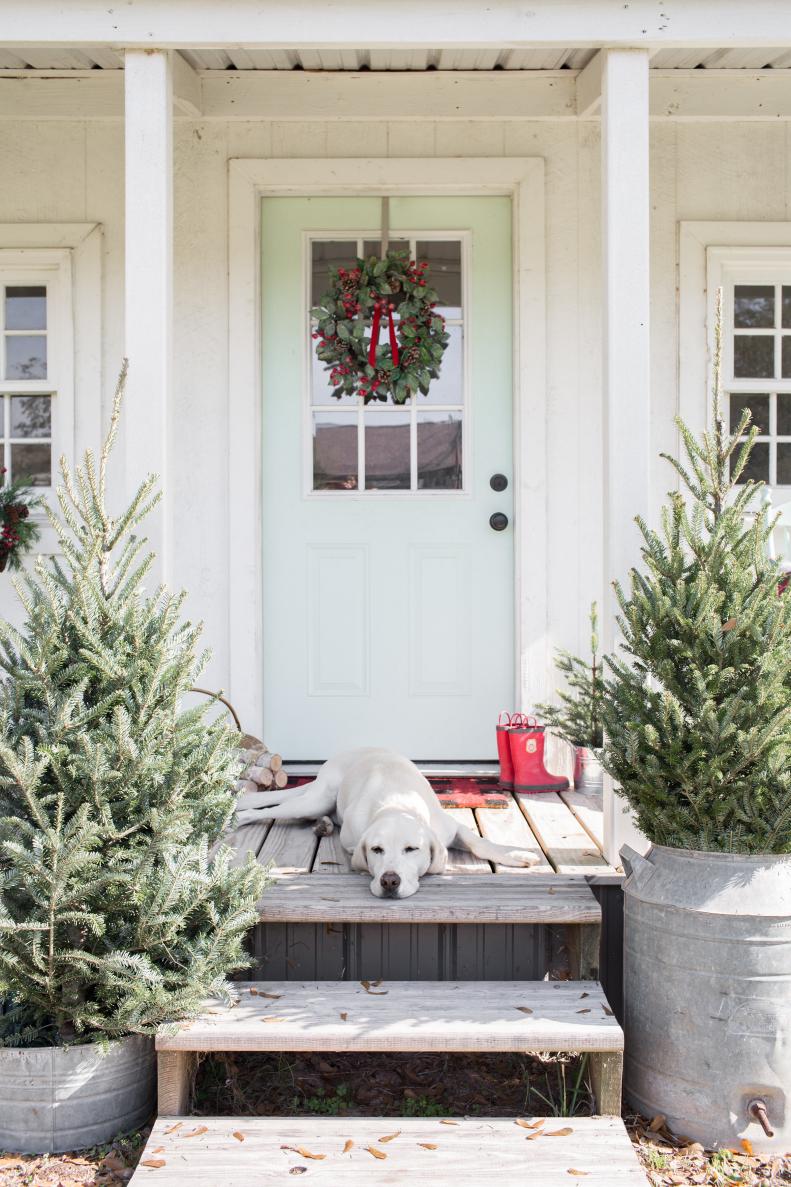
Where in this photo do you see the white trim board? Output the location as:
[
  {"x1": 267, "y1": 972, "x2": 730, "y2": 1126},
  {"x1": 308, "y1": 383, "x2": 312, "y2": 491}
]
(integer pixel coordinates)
[{"x1": 228, "y1": 157, "x2": 547, "y2": 740}]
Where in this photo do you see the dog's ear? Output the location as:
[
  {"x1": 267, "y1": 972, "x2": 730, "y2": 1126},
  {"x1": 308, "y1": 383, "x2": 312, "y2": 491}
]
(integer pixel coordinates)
[
  {"x1": 351, "y1": 837, "x2": 370, "y2": 872},
  {"x1": 427, "y1": 831, "x2": 448, "y2": 874}
]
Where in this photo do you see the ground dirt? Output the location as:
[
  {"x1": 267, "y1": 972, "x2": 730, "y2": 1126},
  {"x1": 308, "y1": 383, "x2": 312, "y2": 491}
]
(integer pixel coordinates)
[{"x1": 1, "y1": 1052, "x2": 789, "y2": 1185}]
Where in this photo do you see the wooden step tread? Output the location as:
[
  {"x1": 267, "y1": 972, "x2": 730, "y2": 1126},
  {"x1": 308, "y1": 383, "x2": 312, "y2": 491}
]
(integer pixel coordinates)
[
  {"x1": 157, "y1": 980, "x2": 622, "y2": 1054},
  {"x1": 258, "y1": 873, "x2": 601, "y2": 923},
  {"x1": 131, "y1": 1115, "x2": 646, "y2": 1184}
]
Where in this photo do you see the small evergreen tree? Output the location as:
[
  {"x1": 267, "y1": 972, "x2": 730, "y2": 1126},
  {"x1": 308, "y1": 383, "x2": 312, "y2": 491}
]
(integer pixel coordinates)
[
  {"x1": 601, "y1": 299, "x2": 791, "y2": 854},
  {"x1": 0, "y1": 366, "x2": 267, "y2": 1045},
  {"x1": 537, "y1": 603, "x2": 603, "y2": 751}
]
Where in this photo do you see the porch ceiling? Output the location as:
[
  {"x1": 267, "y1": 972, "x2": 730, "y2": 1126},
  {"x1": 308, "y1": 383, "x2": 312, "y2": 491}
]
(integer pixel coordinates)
[{"x1": 3, "y1": 45, "x2": 791, "y2": 72}]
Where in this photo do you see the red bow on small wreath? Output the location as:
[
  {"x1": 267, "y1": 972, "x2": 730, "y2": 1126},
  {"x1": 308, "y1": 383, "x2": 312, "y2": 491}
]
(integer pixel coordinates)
[{"x1": 311, "y1": 249, "x2": 450, "y2": 405}]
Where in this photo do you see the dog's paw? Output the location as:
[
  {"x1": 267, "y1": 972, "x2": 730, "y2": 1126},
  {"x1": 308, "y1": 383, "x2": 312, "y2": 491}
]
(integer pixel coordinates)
[
  {"x1": 234, "y1": 809, "x2": 260, "y2": 828},
  {"x1": 503, "y1": 848, "x2": 541, "y2": 868},
  {"x1": 313, "y1": 815, "x2": 335, "y2": 837}
]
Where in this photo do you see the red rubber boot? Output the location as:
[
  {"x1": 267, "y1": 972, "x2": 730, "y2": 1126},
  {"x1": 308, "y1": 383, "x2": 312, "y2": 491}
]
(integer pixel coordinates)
[
  {"x1": 510, "y1": 725, "x2": 569, "y2": 793},
  {"x1": 496, "y1": 712, "x2": 517, "y2": 790}
]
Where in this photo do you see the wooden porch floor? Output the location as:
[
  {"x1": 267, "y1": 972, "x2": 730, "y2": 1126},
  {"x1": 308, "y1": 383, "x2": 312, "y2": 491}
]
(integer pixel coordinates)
[{"x1": 227, "y1": 785, "x2": 619, "y2": 880}]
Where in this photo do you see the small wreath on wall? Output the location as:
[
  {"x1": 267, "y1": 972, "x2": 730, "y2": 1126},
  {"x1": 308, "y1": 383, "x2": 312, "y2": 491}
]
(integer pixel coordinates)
[{"x1": 312, "y1": 249, "x2": 451, "y2": 405}]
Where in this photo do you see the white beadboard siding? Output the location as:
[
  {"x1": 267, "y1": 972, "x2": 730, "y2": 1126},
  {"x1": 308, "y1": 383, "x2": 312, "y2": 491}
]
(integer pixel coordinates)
[{"x1": 0, "y1": 117, "x2": 787, "y2": 726}]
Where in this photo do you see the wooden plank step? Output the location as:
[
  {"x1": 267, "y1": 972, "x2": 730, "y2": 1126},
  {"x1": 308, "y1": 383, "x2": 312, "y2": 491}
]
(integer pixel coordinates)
[
  {"x1": 442, "y1": 807, "x2": 492, "y2": 873},
  {"x1": 515, "y1": 793, "x2": 615, "y2": 876},
  {"x1": 131, "y1": 1115, "x2": 647, "y2": 1185},
  {"x1": 257, "y1": 873, "x2": 601, "y2": 924},
  {"x1": 157, "y1": 980, "x2": 623, "y2": 1054}
]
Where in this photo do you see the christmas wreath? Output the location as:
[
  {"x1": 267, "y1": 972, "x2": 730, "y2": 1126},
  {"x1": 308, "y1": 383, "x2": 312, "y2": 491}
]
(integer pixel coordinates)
[
  {"x1": 312, "y1": 249, "x2": 451, "y2": 404},
  {"x1": 0, "y1": 471, "x2": 41, "y2": 571}
]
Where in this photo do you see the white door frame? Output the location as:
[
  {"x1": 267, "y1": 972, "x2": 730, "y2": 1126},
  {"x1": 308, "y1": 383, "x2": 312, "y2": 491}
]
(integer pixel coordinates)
[{"x1": 227, "y1": 157, "x2": 547, "y2": 741}]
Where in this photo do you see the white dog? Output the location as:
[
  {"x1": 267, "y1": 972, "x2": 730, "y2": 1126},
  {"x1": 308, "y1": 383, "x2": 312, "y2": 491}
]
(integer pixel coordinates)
[{"x1": 235, "y1": 747, "x2": 540, "y2": 898}]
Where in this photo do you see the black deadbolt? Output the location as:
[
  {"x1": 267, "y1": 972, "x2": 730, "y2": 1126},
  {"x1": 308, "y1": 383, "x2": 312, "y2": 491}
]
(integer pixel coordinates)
[
  {"x1": 489, "y1": 512, "x2": 509, "y2": 532},
  {"x1": 490, "y1": 473, "x2": 509, "y2": 492}
]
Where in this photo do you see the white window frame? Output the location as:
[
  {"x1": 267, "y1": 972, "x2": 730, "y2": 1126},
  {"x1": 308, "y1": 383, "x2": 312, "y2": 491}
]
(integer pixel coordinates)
[
  {"x1": 0, "y1": 225, "x2": 102, "y2": 549},
  {"x1": 680, "y1": 223, "x2": 791, "y2": 497},
  {"x1": 303, "y1": 228, "x2": 471, "y2": 499}
]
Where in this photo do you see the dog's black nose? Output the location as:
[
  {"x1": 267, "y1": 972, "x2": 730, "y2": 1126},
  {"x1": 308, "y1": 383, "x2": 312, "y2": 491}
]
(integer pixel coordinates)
[{"x1": 380, "y1": 871, "x2": 401, "y2": 896}]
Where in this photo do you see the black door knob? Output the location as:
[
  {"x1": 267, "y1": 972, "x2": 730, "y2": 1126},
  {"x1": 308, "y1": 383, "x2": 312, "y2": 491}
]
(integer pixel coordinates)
[
  {"x1": 490, "y1": 473, "x2": 508, "y2": 492},
  {"x1": 489, "y1": 512, "x2": 509, "y2": 532}
]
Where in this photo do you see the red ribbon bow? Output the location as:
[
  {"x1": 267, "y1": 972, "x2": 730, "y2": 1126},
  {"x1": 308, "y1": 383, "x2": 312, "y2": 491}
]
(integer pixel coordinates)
[{"x1": 368, "y1": 301, "x2": 400, "y2": 369}]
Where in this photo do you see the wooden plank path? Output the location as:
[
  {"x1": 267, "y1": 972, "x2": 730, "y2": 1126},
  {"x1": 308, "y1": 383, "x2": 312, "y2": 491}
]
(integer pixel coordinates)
[
  {"x1": 256, "y1": 873, "x2": 601, "y2": 924},
  {"x1": 131, "y1": 1115, "x2": 647, "y2": 1185},
  {"x1": 158, "y1": 979, "x2": 622, "y2": 1054}
]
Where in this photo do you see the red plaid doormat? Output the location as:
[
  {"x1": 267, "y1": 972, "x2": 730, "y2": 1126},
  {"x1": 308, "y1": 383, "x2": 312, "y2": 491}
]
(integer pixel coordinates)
[{"x1": 285, "y1": 774, "x2": 509, "y2": 809}]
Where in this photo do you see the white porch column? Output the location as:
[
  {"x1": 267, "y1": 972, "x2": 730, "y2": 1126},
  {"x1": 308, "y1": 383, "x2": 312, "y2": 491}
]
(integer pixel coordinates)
[
  {"x1": 124, "y1": 48, "x2": 173, "y2": 586},
  {"x1": 601, "y1": 48, "x2": 652, "y2": 865}
]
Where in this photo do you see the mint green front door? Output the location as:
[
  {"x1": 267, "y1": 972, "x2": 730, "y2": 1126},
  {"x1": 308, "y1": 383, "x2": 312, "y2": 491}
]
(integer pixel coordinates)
[{"x1": 261, "y1": 196, "x2": 513, "y2": 760}]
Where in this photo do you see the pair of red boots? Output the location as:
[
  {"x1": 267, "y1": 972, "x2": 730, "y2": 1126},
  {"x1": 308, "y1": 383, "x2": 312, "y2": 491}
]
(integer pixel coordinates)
[{"x1": 496, "y1": 712, "x2": 569, "y2": 793}]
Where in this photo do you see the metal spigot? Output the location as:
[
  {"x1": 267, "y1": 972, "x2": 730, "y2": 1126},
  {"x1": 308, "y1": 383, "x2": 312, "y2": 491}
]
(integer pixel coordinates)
[{"x1": 748, "y1": 1098, "x2": 775, "y2": 1138}]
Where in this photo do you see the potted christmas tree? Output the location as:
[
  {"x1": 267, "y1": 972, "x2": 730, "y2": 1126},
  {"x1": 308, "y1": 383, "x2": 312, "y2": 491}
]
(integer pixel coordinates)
[
  {"x1": 601, "y1": 300, "x2": 791, "y2": 1153},
  {"x1": 0, "y1": 367, "x2": 266, "y2": 1154},
  {"x1": 537, "y1": 603, "x2": 604, "y2": 791}
]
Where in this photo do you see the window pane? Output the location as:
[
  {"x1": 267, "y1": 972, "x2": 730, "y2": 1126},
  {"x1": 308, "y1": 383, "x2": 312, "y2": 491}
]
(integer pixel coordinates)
[
  {"x1": 364, "y1": 411, "x2": 410, "y2": 490},
  {"x1": 732, "y1": 440, "x2": 768, "y2": 485},
  {"x1": 783, "y1": 287, "x2": 791, "y2": 330},
  {"x1": 729, "y1": 393, "x2": 768, "y2": 435},
  {"x1": 312, "y1": 412, "x2": 358, "y2": 491},
  {"x1": 311, "y1": 333, "x2": 350, "y2": 406},
  {"x1": 778, "y1": 443, "x2": 791, "y2": 485},
  {"x1": 11, "y1": 395, "x2": 50, "y2": 438},
  {"x1": 5, "y1": 335, "x2": 47, "y2": 380},
  {"x1": 416, "y1": 240, "x2": 462, "y2": 317},
  {"x1": 418, "y1": 411, "x2": 463, "y2": 490},
  {"x1": 421, "y1": 324, "x2": 463, "y2": 406},
  {"x1": 6, "y1": 286, "x2": 46, "y2": 331},
  {"x1": 783, "y1": 336, "x2": 791, "y2": 379},
  {"x1": 733, "y1": 335, "x2": 774, "y2": 379},
  {"x1": 733, "y1": 285, "x2": 774, "y2": 329},
  {"x1": 11, "y1": 442, "x2": 50, "y2": 486},
  {"x1": 311, "y1": 241, "x2": 358, "y2": 308},
  {"x1": 779, "y1": 394, "x2": 791, "y2": 436}
]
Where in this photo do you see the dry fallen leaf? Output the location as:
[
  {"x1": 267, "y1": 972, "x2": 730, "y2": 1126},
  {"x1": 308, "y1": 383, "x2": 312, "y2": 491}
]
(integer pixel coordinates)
[
  {"x1": 281, "y1": 1146, "x2": 326, "y2": 1160},
  {"x1": 419, "y1": 1143, "x2": 438, "y2": 1150},
  {"x1": 152, "y1": 1146, "x2": 166, "y2": 1153},
  {"x1": 515, "y1": 1118, "x2": 533, "y2": 1129},
  {"x1": 163, "y1": 1122, "x2": 183, "y2": 1134},
  {"x1": 342, "y1": 1140, "x2": 354, "y2": 1154},
  {"x1": 546, "y1": 1127, "x2": 574, "y2": 1137},
  {"x1": 576, "y1": 1008, "x2": 591, "y2": 1014},
  {"x1": 182, "y1": 1126, "x2": 209, "y2": 1139},
  {"x1": 378, "y1": 1131, "x2": 401, "y2": 1143},
  {"x1": 579, "y1": 992, "x2": 589, "y2": 999},
  {"x1": 740, "y1": 1138, "x2": 754, "y2": 1155},
  {"x1": 233, "y1": 1131, "x2": 245, "y2": 1142},
  {"x1": 261, "y1": 991, "x2": 283, "y2": 1000},
  {"x1": 261, "y1": 1016, "x2": 287, "y2": 1023},
  {"x1": 526, "y1": 1132, "x2": 543, "y2": 1141},
  {"x1": 289, "y1": 1169, "x2": 307, "y2": 1176},
  {"x1": 602, "y1": 1006, "x2": 614, "y2": 1016},
  {"x1": 567, "y1": 1171, "x2": 589, "y2": 1177},
  {"x1": 649, "y1": 1115, "x2": 666, "y2": 1132},
  {"x1": 515, "y1": 1006, "x2": 533, "y2": 1014},
  {"x1": 366, "y1": 1146, "x2": 387, "y2": 1160},
  {"x1": 340, "y1": 1011, "x2": 348, "y2": 1021},
  {"x1": 142, "y1": 1159, "x2": 167, "y2": 1169},
  {"x1": 360, "y1": 979, "x2": 388, "y2": 995},
  {"x1": 440, "y1": 1119, "x2": 459, "y2": 1125}
]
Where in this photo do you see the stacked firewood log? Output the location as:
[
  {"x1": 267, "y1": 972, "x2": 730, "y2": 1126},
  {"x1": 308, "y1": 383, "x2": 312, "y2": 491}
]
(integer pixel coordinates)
[{"x1": 235, "y1": 741, "x2": 289, "y2": 797}]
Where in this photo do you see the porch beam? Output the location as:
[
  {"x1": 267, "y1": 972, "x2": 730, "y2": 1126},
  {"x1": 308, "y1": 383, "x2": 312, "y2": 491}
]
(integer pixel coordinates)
[
  {"x1": 600, "y1": 48, "x2": 651, "y2": 866},
  {"x1": 2, "y1": 68, "x2": 791, "y2": 121},
  {"x1": 2, "y1": 0, "x2": 791, "y2": 48},
  {"x1": 124, "y1": 48, "x2": 172, "y2": 585}
]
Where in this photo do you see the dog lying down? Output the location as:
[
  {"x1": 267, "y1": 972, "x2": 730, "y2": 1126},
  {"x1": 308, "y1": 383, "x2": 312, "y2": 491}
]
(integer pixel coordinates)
[{"x1": 235, "y1": 747, "x2": 540, "y2": 898}]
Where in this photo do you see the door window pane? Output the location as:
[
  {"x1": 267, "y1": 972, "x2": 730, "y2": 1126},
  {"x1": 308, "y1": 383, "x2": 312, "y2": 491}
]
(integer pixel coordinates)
[
  {"x1": 416, "y1": 240, "x2": 462, "y2": 317},
  {"x1": 778, "y1": 443, "x2": 791, "y2": 485},
  {"x1": 6, "y1": 286, "x2": 46, "y2": 331},
  {"x1": 11, "y1": 395, "x2": 51, "y2": 437},
  {"x1": 733, "y1": 336, "x2": 774, "y2": 379},
  {"x1": 311, "y1": 241, "x2": 359, "y2": 308},
  {"x1": 11, "y1": 441, "x2": 50, "y2": 486},
  {"x1": 364, "y1": 411, "x2": 410, "y2": 491},
  {"x1": 5, "y1": 335, "x2": 47, "y2": 380},
  {"x1": 729, "y1": 393, "x2": 768, "y2": 435},
  {"x1": 734, "y1": 285, "x2": 774, "y2": 328},
  {"x1": 783, "y1": 336, "x2": 791, "y2": 379},
  {"x1": 422, "y1": 324, "x2": 463, "y2": 406},
  {"x1": 778, "y1": 394, "x2": 791, "y2": 436},
  {"x1": 418, "y1": 412, "x2": 463, "y2": 490},
  {"x1": 312, "y1": 412, "x2": 358, "y2": 491}
]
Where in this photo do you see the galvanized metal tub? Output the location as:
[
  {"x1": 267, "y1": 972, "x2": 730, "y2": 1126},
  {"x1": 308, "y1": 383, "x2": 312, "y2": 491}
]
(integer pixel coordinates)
[
  {"x1": 621, "y1": 844, "x2": 791, "y2": 1153},
  {"x1": 0, "y1": 1034, "x2": 155, "y2": 1154},
  {"x1": 574, "y1": 746, "x2": 604, "y2": 793}
]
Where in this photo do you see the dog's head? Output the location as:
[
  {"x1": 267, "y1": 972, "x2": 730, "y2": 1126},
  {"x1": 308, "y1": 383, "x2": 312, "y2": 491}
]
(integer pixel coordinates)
[{"x1": 351, "y1": 810, "x2": 447, "y2": 898}]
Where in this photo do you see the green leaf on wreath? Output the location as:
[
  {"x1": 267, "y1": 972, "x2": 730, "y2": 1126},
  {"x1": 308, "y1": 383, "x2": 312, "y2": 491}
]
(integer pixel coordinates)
[
  {"x1": 337, "y1": 322, "x2": 351, "y2": 341},
  {"x1": 352, "y1": 321, "x2": 366, "y2": 339},
  {"x1": 431, "y1": 317, "x2": 445, "y2": 332}
]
